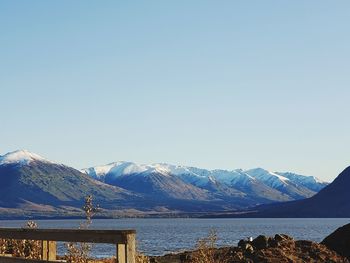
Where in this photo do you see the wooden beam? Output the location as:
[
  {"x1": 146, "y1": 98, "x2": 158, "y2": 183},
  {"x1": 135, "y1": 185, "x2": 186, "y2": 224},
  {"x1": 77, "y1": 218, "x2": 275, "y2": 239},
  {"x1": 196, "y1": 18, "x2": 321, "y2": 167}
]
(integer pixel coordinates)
[
  {"x1": 0, "y1": 229, "x2": 135, "y2": 244},
  {"x1": 0, "y1": 228, "x2": 137, "y2": 263},
  {"x1": 0, "y1": 256, "x2": 56, "y2": 263}
]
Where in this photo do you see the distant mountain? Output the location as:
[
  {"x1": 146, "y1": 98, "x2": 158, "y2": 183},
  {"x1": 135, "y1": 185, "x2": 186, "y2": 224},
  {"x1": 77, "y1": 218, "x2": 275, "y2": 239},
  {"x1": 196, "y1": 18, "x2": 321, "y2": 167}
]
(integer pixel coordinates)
[
  {"x1": 82, "y1": 161, "x2": 328, "y2": 208},
  {"x1": 275, "y1": 172, "x2": 327, "y2": 192},
  {"x1": 244, "y1": 168, "x2": 322, "y2": 200},
  {"x1": 241, "y1": 166, "x2": 350, "y2": 217},
  {"x1": 0, "y1": 150, "x2": 141, "y2": 213},
  {"x1": 0, "y1": 150, "x2": 330, "y2": 218}
]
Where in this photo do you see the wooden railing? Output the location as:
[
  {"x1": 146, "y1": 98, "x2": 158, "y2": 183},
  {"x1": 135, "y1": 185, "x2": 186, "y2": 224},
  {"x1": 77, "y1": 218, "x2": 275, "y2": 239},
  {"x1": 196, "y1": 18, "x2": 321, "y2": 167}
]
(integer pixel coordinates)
[{"x1": 0, "y1": 228, "x2": 136, "y2": 263}]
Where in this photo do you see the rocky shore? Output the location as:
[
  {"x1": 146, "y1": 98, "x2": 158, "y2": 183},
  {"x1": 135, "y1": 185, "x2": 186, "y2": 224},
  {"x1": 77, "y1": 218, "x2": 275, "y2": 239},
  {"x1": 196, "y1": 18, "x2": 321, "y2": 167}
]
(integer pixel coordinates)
[
  {"x1": 92, "y1": 223, "x2": 350, "y2": 263},
  {"x1": 150, "y1": 223, "x2": 350, "y2": 263}
]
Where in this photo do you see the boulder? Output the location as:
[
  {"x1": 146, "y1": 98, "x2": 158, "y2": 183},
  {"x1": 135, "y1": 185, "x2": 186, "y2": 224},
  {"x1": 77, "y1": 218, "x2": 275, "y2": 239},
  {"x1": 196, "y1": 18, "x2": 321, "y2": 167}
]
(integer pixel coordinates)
[
  {"x1": 274, "y1": 234, "x2": 293, "y2": 242},
  {"x1": 268, "y1": 237, "x2": 278, "y2": 247},
  {"x1": 243, "y1": 243, "x2": 254, "y2": 254},
  {"x1": 238, "y1": 239, "x2": 248, "y2": 248},
  {"x1": 322, "y1": 223, "x2": 350, "y2": 259},
  {"x1": 252, "y1": 235, "x2": 269, "y2": 249}
]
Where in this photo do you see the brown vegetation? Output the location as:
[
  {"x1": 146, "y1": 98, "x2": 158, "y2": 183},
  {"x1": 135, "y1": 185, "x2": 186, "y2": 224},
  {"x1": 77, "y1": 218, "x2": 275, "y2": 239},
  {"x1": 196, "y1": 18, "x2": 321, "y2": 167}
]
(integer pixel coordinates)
[
  {"x1": 0, "y1": 221, "x2": 41, "y2": 259},
  {"x1": 190, "y1": 229, "x2": 229, "y2": 263}
]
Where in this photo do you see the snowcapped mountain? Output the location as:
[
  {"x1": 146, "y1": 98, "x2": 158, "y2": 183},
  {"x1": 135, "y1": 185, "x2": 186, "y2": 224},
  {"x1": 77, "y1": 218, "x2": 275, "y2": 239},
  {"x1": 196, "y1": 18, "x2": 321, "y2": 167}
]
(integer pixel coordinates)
[
  {"x1": 82, "y1": 161, "x2": 328, "y2": 204},
  {"x1": 275, "y1": 172, "x2": 328, "y2": 192},
  {"x1": 0, "y1": 150, "x2": 142, "y2": 215},
  {"x1": 83, "y1": 162, "x2": 214, "y2": 201},
  {"x1": 244, "y1": 168, "x2": 290, "y2": 188},
  {"x1": 0, "y1": 150, "x2": 330, "y2": 218},
  {"x1": 0, "y1": 150, "x2": 53, "y2": 165},
  {"x1": 244, "y1": 168, "x2": 317, "y2": 199},
  {"x1": 249, "y1": 166, "x2": 350, "y2": 217}
]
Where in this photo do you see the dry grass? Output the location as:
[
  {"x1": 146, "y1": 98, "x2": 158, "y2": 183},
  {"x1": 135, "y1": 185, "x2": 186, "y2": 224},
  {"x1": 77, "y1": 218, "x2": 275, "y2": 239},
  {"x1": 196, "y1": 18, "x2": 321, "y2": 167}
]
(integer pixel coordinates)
[
  {"x1": 135, "y1": 240, "x2": 150, "y2": 263},
  {"x1": 136, "y1": 252, "x2": 150, "y2": 263},
  {"x1": 0, "y1": 237, "x2": 8, "y2": 254},
  {"x1": 190, "y1": 229, "x2": 229, "y2": 263},
  {"x1": 0, "y1": 221, "x2": 41, "y2": 259}
]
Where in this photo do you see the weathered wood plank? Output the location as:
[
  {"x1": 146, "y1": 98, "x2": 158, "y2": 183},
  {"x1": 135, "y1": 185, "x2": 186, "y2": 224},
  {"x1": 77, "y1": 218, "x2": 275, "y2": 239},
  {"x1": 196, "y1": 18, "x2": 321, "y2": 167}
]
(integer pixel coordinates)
[
  {"x1": 0, "y1": 229, "x2": 135, "y2": 244},
  {"x1": 0, "y1": 228, "x2": 136, "y2": 263},
  {"x1": 117, "y1": 244, "x2": 126, "y2": 263},
  {"x1": 0, "y1": 256, "x2": 56, "y2": 263},
  {"x1": 48, "y1": 241, "x2": 56, "y2": 261},
  {"x1": 41, "y1": 241, "x2": 56, "y2": 261},
  {"x1": 126, "y1": 233, "x2": 136, "y2": 263}
]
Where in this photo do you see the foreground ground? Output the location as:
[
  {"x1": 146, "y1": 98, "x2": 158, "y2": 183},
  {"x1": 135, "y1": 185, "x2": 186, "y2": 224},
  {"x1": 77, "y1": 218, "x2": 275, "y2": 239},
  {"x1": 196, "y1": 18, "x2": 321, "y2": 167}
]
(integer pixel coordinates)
[
  {"x1": 90, "y1": 233, "x2": 348, "y2": 263},
  {"x1": 149, "y1": 234, "x2": 348, "y2": 263}
]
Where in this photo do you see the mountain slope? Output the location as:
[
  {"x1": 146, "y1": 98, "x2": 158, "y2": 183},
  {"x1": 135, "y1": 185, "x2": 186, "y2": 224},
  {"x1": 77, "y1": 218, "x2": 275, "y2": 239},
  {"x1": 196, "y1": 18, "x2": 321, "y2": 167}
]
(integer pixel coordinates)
[
  {"x1": 84, "y1": 163, "x2": 262, "y2": 209},
  {"x1": 275, "y1": 172, "x2": 328, "y2": 192},
  {"x1": 244, "y1": 168, "x2": 316, "y2": 200},
  {"x1": 0, "y1": 150, "x2": 140, "y2": 211},
  {"x1": 0, "y1": 150, "x2": 254, "y2": 214},
  {"x1": 106, "y1": 170, "x2": 212, "y2": 201},
  {"x1": 248, "y1": 166, "x2": 350, "y2": 217},
  {"x1": 83, "y1": 161, "x2": 328, "y2": 208},
  {"x1": 179, "y1": 168, "x2": 295, "y2": 203}
]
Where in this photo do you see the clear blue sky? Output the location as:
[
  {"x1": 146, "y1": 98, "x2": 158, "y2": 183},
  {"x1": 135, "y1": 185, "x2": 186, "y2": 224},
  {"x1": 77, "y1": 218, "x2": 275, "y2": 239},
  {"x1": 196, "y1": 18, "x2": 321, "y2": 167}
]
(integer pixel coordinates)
[{"x1": 1, "y1": 1, "x2": 349, "y2": 181}]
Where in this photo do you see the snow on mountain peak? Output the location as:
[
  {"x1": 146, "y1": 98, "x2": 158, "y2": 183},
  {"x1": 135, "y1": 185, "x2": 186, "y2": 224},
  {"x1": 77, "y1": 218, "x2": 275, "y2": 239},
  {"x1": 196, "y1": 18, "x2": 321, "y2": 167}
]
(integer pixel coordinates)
[
  {"x1": 82, "y1": 161, "x2": 328, "y2": 194},
  {"x1": 0, "y1": 150, "x2": 52, "y2": 165},
  {"x1": 275, "y1": 172, "x2": 328, "y2": 191},
  {"x1": 244, "y1": 167, "x2": 290, "y2": 188}
]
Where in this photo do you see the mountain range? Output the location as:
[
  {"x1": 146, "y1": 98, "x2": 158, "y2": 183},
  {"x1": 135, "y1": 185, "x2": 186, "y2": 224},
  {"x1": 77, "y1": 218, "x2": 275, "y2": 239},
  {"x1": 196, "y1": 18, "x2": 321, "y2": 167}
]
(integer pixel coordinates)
[
  {"x1": 0, "y1": 150, "x2": 329, "y2": 218},
  {"x1": 82, "y1": 161, "x2": 327, "y2": 206},
  {"x1": 240, "y1": 166, "x2": 350, "y2": 217}
]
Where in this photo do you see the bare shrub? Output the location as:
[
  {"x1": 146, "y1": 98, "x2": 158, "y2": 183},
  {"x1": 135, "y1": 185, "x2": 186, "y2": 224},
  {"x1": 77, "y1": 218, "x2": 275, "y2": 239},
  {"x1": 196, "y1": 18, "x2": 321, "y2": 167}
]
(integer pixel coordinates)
[
  {"x1": 80, "y1": 195, "x2": 99, "y2": 229},
  {"x1": 190, "y1": 229, "x2": 229, "y2": 263},
  {"x1": 0, "y1": 234, "x2": 14, "y2": 256},
  {"x1": 0, "y1": 237, "x2": 7, "y2": 254},
  {"x1": 65, "y1": 242, "x2": 91, "y2": 263},
  {"x1": 136, "y1": 252, "x2": 150, "y2": 263},
  {"x1": 65, "y1": 195, "x2": 100, "y2": 263}
]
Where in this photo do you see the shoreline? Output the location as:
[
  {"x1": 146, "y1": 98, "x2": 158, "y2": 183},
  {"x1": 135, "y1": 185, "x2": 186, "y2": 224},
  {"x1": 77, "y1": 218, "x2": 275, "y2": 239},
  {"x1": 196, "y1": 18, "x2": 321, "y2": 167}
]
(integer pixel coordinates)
[
  {"x1": 1, "y1": 214, "x2": 350, "y2": 220},
  {"x1": 83, "y1": 233, "x2": 349, "y2": 263}
]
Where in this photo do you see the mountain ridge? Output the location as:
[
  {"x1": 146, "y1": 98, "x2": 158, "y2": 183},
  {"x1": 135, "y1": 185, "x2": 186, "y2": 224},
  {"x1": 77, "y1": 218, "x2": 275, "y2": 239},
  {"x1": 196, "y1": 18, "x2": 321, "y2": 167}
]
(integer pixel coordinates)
[
  {"x1": 82, "y1": 159, "x2": 328, "y2": 206},
  {"x1": 0, "y1": 150, "x2": 330, "y2": 218},
  {"x1": 209, "y1": 166, "x2": 350, "y2": 218}
]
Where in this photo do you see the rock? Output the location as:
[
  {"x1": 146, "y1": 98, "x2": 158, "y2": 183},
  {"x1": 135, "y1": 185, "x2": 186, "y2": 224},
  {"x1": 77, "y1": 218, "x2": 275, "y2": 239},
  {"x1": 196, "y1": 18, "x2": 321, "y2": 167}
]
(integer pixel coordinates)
[
  {"x1": 275, "y1": 234, "x2": 293, "y2": 242},
  {"x1": 268, "y1": 237, "x2": 278, "y2": 248},
  {"x1": 149, "y1": 233, "x2": 349, "y2": 263},
  {"x1": 238, "y1": 239, "x2": 254, "y2": 253},
  {"x1": 238, "y1": 239, "x2": 247, "y2": 248},
  {"x1": 243, "y1": 243, "x2": 254, "y2": 254},
  {"x1": 322, "y1": 223, "x2": 350, "y2": 259},
  {"x1": 252, "y1": 235, "x2": 269, "y2": 249}
]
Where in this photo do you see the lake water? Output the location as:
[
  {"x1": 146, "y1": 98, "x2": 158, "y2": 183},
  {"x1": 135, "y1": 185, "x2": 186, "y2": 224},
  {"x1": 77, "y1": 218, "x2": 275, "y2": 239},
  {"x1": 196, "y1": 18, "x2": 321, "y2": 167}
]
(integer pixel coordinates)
[{"x1": 0, "y1": 218, "x2": 348, "y2": 257}]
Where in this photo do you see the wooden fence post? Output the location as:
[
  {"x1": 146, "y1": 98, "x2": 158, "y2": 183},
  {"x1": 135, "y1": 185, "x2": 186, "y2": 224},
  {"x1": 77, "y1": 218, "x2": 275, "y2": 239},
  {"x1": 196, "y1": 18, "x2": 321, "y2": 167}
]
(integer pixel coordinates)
[
  {"x1": 126, "y1": 233, "x2": 136, "y2": 263},
  {"x1": 41, "y1": 241, "x2": 56, "y2": 261},
  {"x1": 116, "y1": 243, "x2": 126, "y2": 263}
]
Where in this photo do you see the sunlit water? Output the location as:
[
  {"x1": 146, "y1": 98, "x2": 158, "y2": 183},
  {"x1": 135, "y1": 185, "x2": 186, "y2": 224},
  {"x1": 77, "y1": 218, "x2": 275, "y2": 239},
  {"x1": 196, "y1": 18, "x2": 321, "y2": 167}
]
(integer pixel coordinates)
[{"x1": 0, "y1": 218, "x2": 348, "y2": 257}]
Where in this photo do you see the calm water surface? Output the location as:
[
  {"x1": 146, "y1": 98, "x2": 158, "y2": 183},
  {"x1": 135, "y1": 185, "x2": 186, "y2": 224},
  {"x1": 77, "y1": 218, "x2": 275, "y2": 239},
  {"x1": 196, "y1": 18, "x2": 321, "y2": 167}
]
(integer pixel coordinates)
[{"x1": 0, "y1": 218, "x2": 348, "y2": 257}]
